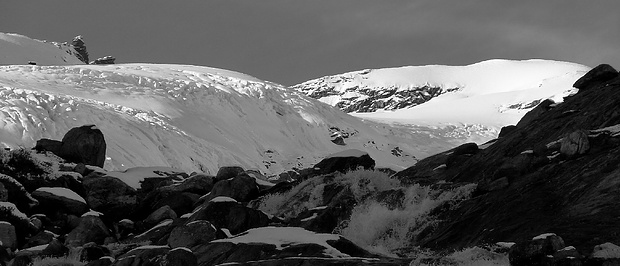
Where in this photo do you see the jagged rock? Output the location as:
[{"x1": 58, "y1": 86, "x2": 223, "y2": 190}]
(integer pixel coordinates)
[
  {"x1": 313, "y1": 149, "x2": 375, "y2": 175},
  {"x1": 143, "y1": 205, "x2": 177, "y2": 229},
  {"x1": 0, "y1": 222, "x2": 16, "y2": 250},
  {"x1": 23, "y1": 230, "x2": 57, "y2": 248},
  {"x1": 65, "y1": 215, "x2": 111, "y2": 247},
  {"x1": 216, "y1": 166, "x2": 245, "y2": 182},
  {"x1": 516, "y1": 99, "x2": 555, "y2": 128},
  {"x1": 560, "y1": 130, "x2": 590, "y2": 157},
  {"x1": 165, "y1": 247, "x2": 197, "y2": 266},
  {"x1": 187, "y1": 199, "x2": 270, "y2": 235},
  {"x1": 573, "y1": 64, "x2": 618, "y2": 90},
  {"x1": 509, "y1": 233, "x2": 565, "y2": 266},
  {"x1": 114, "y1": 245, "x2": 169, "y2": 266},
  {"x1": 204, "y1": 173, "x2": 259, "y2": 202},
  {"x1": 55, "y1": 125, "x2": 106, "y2": 167},
  {"x1": 31, "y1": 187, "x2": 88, "y2": 216},
  {"x1": 71, "y1": 35, "x2": 89, "y2": 64},
  {"x1": 499, "y1": 125, "x2": 517, "y2": 138},
  {"x1": 83, "y1": 173, "x2": 137, "y2": 221},
  {"x1": 0, "y1": 174, "x2": 38, "y2": 211},
  {"x1": 80, "y1": 242, "x2": 111, "y2": 262},
  {"x1": 91, "y1": 56, "x2": 116, "y2": 65},
  {"x1": 168, "y1": 220, "x2": 218, "y2": 248}
]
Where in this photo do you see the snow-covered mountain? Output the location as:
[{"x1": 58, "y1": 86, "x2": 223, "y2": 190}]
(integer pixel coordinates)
[
  {"x1": 293, "y1": 59, "x2": 591, "y2": 130},
  {"x1": 0, "y1": 62, "x2": 430, "y2": 174},
  {"x1": 0, "y1": 33, "x2": 85, "y2": 66}
]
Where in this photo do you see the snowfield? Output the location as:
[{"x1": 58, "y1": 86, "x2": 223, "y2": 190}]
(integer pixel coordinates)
[
  {"x1": 0, "y1": 33, "x2": 84, "y2": 66},
  {"x1": 0, "y1": 61, "x2": 422, "y2": 174},
  {"x1": 295, "y1": 59, "x2": 591, "y2": 136}
]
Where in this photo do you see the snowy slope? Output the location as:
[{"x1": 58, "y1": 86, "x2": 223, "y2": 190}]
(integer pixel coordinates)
[
  {"x1": 0, "y1": 63, "x2": 426, "y2": 174},
  {"x1": 294, "y1": 59, "x2": 590, "y2": 129},
  {"x1": 0, "y1": 33, "x2": 84, "y2": 66}
]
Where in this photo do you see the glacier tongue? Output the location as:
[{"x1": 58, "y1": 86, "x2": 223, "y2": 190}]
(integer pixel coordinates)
[{"x1": 0, "y1": 64, "x2": 427, "y2": 174}]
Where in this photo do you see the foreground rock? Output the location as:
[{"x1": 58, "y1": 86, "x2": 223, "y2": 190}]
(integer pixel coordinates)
[
  {"x1": 187, "y1": 198, "x2": 270, "y2": 235},
  {"x1": 35, "y1": 125, "x2": 106, "y2": 167},
  {"x1": 313, "y1": 149, "x2": 375, "y2": 175}
]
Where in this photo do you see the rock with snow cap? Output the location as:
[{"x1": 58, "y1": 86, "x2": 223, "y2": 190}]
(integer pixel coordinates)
[
  {"x1": 57, "y1": 125, "x2": 106, "y2": 167},
  {"x1": 313, "y1": 149, "x2": 375, "y2": 175},
  {"x1": 131, "y1": 219, "x2": 177, "y2": 245},
  {"x1": 186, "y1": 200, "x2": 270, "y2": 235},
  {"x1": 31, "y1": 187, "x2": 88, "y2": 216},
  {"x1": 588, "y1": 242, "x2": 620, "y2": 265},
  {"x1": 509, "y1": 233, "x2": 565, "y2": 266},
  {"x1": 573, "y1": 64, "x2": 618, "y2": 90},
  {"x1": 215, "y1": 166, "x2": 245, "y2": 182},
  {"x1": 143, "y1": 205, "x2": 177, "y2": 229}
]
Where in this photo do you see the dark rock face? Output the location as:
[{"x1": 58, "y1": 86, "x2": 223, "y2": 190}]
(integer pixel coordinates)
[
  {"x1": 394, "y1": 64, "x2": 620, "y2": 253},
  {"x1": 499, "y1": 125, "x2": 517, "y2": 138},
  {"x1": 313, "y1": 150, "x2": 375, "y2": 175},
  {"x1": 573, "y1": 64, "x2": 618, "y2": 90},
  {"x1": 71, "y1": 35, "x2": 89, "y2": 64},
  {"x1": 82, "y1": 173, "x2": 137, "y2": 221},
  {"x1": 516, "y1": 99, "x2": 555, "y2": 128},
  {"x1": 58, "y1": 125, "x2": 106, "y2": 167}
]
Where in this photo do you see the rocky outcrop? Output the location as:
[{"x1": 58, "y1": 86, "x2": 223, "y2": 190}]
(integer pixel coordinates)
[
  {"x1": 573, "y1": 64, "x2": 618, "y2": 90},
  {"x1": 71, "y1": 35, "x2": 89, "y2": 64},
  {"x1": 31, "y1": 187, "x2": 88, "y2": 216},
  {"x1": 91, "y1": 56, "x2": 115, "y2": 65},
  {"x1": 313, "y1": 149, "x2": 375, "y2": 175},
  {"x1": 394, "y1": 64, "x2": 620, "y2": 253}
]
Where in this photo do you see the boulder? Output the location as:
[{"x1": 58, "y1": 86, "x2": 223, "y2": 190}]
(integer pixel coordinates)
[
  {"x1": 64, "y1": 215, "x2": 111, "y2": 247},
  {"x1": 446, "y1": 143, "x2": 479, "y2": 168},
  {"x1": 58, "y1": 125, "x2": 106, "y2": 167},
  {"x1": 216, "y1": 166, "x2": 245, "y2": 182},
  {"x1": 83, "y1": 173, "x2": 137, "y2": 221},
  {"x1": 560, "y1": 130, "x2": 590, "y2": 157},
  {"x1": 79, "y1": 242, "x2": 111, "y2": 262},
  {"x1": 0, "y1": 174, "x2": 38, "y2": 211},
  {"x1": 499, "y1": 125, "x2": 517, "y2": 138},
  {"x1": 313, "y1": 149, "x2": 375, "y2": 175},
  {"x1": 547, "y1": 246, "x2": 583, "y2": 266},
  {"x1": 116, "y1": 219, "x2": 134, "y2": 239},
  {"x1": 588, "y1": 242, "x2": 620, "y2": 265},
  {"x1": 573, "y1": 64, "x2": 618, "y2": 90},
  {"x1": 114, "y1": 245, "x2": 169, "y2": 266},
  {"x1": 132, "y1": 219, "x2": 176, "y2": 245},
  {"x1": 165, "y1": 247, "x2": 197, "y2": 266},
  {"x1": 31, "y1": 187, "x2": 88, "y2": 216},
  {"x1": 0, "y1": 202, "x2": 35, "y2": 247},
  {"x1": 23, "y1": 230, "x2": 57, "y2": 248},
  {"x1": 159, "y1": 173, "x2": 214, "y2": 195},
  {"x1": 138, "y1": 190, "x2": 200, "y2": 220},
  {"x1": 0, "y1": 222, "x2": 16, "y2": 250},
  {"x1": 143, "y1": 205, "x2": 177, "y2": 229},
  {"x1": 168, "y1": 220, "x2": 218, "y2": 248},
  {"x1": 187, "y1": 200, "x2": 270, "y2": 235},
  {"x1": 509, "y1": 233, "x2": 566, "y2": 266},
  {"x1": 204, "y1": 173, "x2": 259, "y2": 203},
  {"x1": 33, "y1": 138, "x2": 62, "y2": 154}
]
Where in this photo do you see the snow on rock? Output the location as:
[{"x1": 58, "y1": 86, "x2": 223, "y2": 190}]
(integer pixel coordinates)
[
  {"x1": 213, "y1": 227, "x2": 349, "y2": 258},
  {"x1": 34, "y1": 187, "x2": 86, "y2": 204},
  {"x1": 592, "y1": 242, "x2": 620, "y2": 259},
  {"x1": 81, "y1": 210, "x2": 104, "y2": 217},
  {"x1": 0, "y1": 55, "x2": 422, "y2": 173},
  {"x1": 209, "y1": 196, "x2": 237, "y2": 203},
  {"x1": 0, "y1": 33, "x2": 84, "y2": 66},
  {"x1": 533, "y1": 233, "x2": 557, "y2": 240},
  {"x1": 0, "y1": 202, "x2": 28, "y2": 220},
  {"x1": 105, "y1": 166, "x2": 185, "y2": 190}
]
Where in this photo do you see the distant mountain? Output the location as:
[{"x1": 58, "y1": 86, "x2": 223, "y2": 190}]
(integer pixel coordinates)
[
  {"x1": 0, "y1": 33, "x2": 85, "y2": 66},
  {"x1": 293, "y1": 59, "x2": 591, "y2": 129}
]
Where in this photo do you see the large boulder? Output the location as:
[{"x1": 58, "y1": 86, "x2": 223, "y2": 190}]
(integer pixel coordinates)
[
  {"x1": 516, "y1": 99, "x2": 555, "y2": 128},
  {"x1": 0, "y1": 174, "x2": 38, "y2": 211},
  {"x1": 31, "y1": 187, "x2": 88, "y2": 216},
  {"x1": 0, "y1": 222, "x2": 17, "y2": 250},
  {"x1": 132, "y1": 219, "x2": 177, "y2": 245},
  {"x1": 508, "y1": 233, "x2": 566, "y2": 266},
  {"x1": 58, "y1": 125, "x2": 106, "y2": 167},
  {"x1": 588, "y1": 242, "x2": 620, "y2": 265},
  {"x1": 187, "y1": 198, "x2": 270, "y2": 235},
  {"x1": 64, "y1": 214, "x2": 111, "y2": 247},
  {"x1": 313, "y1": 149, "x2": 375, "y2": 175},
  {"x1": 168, "y1": 220, "x2": 218, "y2": 248},
  {"x1": 143, "y1": 205, "x2": 177, "y2": 229},
  {"x1": 83, "y1": 173, "x2": 137, "y2": 221},
  {"x1": 560, "y1": 130, "x2": 590, "y2": 157},
  {"x1": 216, "y1": 166, "x2": 245, "y2": 182},
  {"x1": 203, "y1": 173, "x2": 259, "y2": 203},
  {"x1": 159, "y1": 173, "x2": 214, "y2": 195},
  {"x1": 573, "y1": 64, "x2": 618, "y2": 90}
]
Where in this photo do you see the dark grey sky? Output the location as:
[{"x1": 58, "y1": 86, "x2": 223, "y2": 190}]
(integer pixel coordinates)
[{"x1": 2, "y1": 0, "x2": 618, "y2": 85}]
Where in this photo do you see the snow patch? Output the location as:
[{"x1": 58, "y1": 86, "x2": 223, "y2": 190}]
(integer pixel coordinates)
[
  {"x1": 532, "y1": 233, "x2": 557, "y2": 240},
  {"x1": 210, "y1": 196, "x2": 237, "y2": 203}
]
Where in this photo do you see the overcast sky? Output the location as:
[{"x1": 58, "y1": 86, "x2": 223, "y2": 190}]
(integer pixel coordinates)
[{"x1": 2, "y1": 0, "x2": 618, "y2": 85}]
